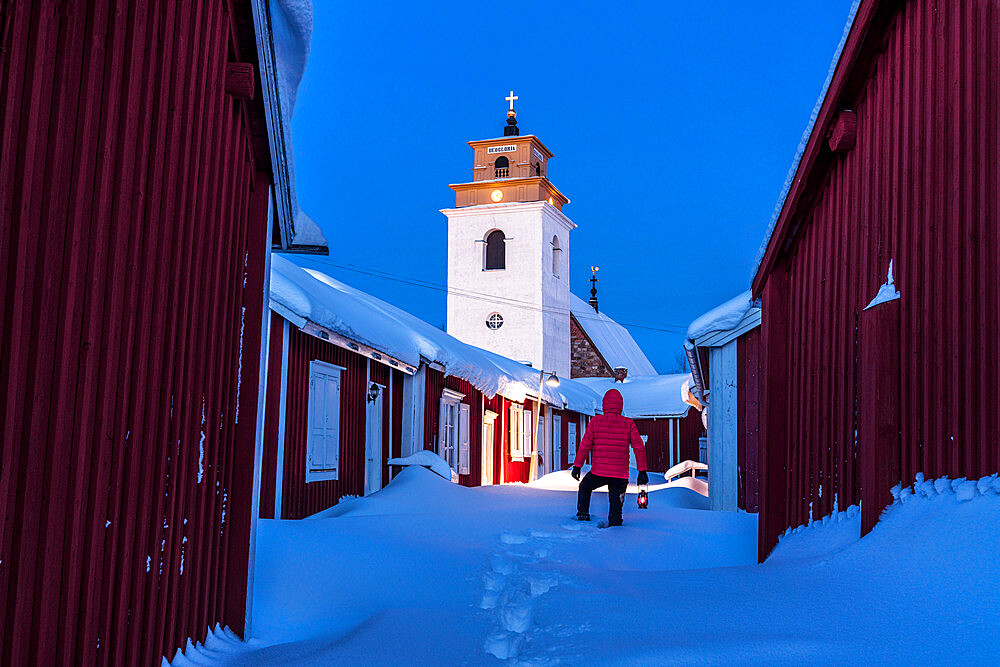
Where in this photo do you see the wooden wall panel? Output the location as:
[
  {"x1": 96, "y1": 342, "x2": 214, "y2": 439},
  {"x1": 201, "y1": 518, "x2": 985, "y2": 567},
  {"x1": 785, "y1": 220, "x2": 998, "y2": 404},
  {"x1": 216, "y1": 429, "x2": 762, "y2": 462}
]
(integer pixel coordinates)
[
  {"x1": 269, "y1": 320, "x2": 406, "y2": 520},
  {"x1": 0, "y1": 0, "x2": 272, "y2": 662},
  {"x1": 755, "y1": 0, "x2": 1000, "y2": 557}
]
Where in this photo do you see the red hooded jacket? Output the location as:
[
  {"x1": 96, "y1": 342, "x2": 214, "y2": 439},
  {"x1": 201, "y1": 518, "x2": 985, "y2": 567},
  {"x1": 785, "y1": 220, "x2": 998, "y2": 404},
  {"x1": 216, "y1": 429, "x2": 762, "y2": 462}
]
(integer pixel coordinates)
[{"x1": 572, "y1": 389, "x2": 647, "y2": 479}]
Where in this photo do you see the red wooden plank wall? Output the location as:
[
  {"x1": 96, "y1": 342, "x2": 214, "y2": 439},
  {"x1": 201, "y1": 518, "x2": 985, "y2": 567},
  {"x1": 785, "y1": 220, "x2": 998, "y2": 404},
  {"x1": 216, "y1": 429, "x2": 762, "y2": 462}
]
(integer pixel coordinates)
[
  {"x1": 757, "y1": 0, "x2": 1000, "y2": 557},
  {"x1": 259, "y1": 316, "x2": 405, "y2": 518},
  {"x1": 634, "y1": 412, "x2": 703, "y2": 472},
  {"x1": 484, "y1": 393, "x2": 505, "y2": 484},
  {"x1": 273, "y1": 321, "x2": 366, "y2": 518},
  {"x1": 0, "y1": 1, "x2": 272, "y2": 663},
  {"x1": 423, "y1": 369, "x2": 487, "y2": 487},
  {"x1": 737, "y1": 329, "x2": 760, "y2": 512},
  {"x1": 258, "y1": 316, "x2": 404, "y2": 520},
  {"x1": 258, "y1": 315, "x2": 285, "y2": 520}
]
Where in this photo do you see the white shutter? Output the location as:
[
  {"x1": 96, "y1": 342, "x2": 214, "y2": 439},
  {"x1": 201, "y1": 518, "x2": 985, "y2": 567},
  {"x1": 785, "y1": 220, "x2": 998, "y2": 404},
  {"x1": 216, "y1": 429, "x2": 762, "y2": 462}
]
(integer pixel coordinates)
[
  {"x1": 553, "y1": 415, "x2": 561, "y2": 470},
  {"x1": 325, "y1": 373, "x2": 341, "y2": 478},
  {"x1": 568, "y1": 422, "x2": 577, "y2": 461},
  {"x1": 306, "y1": 361, "x2": 342, "y2": 482},
  {"x1": 524, "y1": 410, "x2": 533, "y2": 458},
  {"x1": 438, "y1": 397, "x2": 448, "y2": 457},
  {"x1": 458, "y1": 403, "x2": 470, "y2": 475},
  {"x1": 509, "y1": 405, "x2": 522, "y2": 460},
  {"x1": 307, "y1": 374, "x2": 323, "y2": 470}
]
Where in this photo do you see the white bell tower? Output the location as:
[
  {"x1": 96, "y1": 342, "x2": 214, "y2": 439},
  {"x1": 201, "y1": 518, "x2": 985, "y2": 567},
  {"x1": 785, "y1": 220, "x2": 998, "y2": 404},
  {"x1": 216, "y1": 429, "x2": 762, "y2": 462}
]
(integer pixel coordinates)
[{"x1": 440, "y1": 94, "x2": 574, "y2": 376}]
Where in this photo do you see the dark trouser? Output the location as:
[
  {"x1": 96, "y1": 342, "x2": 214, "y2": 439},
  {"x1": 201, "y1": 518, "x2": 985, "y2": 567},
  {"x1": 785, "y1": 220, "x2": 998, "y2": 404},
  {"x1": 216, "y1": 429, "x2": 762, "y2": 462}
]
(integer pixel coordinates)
[{"x1": 577, "y1": 473, "x2": 629, "y2": 525}]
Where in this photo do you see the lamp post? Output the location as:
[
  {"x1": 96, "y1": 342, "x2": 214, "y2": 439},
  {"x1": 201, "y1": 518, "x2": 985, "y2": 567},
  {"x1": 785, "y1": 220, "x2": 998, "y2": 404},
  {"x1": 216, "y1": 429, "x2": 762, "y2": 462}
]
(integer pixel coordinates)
[{"x1": 529, "y1": 369, "x2": 561, "y2": 482}]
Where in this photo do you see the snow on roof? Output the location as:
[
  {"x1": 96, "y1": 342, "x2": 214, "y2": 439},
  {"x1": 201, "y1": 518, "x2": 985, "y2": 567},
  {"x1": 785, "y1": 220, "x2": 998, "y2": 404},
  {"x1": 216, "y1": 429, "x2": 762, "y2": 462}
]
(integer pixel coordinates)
[
  {"x1": 685, "y1": 290, "x2": 759, "y2": 347},
  {"x1": 568, "y1": 293, "x2": 657, "y2": 376},
  {"x1": 751, "y1": 0, "x2": 861, "y2": 280},
  {"x1": 269, "y1": 256, "x2": 601, "y2": 414},
  {"x1": 259, "y1": 0, "x2": 328, "y2": 250},
  {"x1": 573, "y1": 374, "x2": 693, "y2": 419}
]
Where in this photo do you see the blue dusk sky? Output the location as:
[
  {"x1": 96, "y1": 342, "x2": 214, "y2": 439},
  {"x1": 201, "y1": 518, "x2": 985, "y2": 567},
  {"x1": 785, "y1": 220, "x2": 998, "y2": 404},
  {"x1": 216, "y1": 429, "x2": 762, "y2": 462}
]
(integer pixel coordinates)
[{"x1": 288, "y1": 0, "x2": 856, "y2": 374}]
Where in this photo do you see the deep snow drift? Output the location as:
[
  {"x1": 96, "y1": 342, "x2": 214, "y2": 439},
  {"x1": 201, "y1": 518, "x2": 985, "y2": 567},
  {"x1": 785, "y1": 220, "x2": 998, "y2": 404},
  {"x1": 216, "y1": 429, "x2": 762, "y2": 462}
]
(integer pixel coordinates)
[{"x1": 170, "y1": 470, "x2": 1000, "y2": 665}]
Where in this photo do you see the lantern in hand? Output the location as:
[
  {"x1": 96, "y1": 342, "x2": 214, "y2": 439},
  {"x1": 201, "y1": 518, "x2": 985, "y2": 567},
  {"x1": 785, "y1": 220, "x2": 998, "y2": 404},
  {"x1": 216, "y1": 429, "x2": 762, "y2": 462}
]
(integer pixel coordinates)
[{"x1": 637, "y1": 488, "x2": 648, "y2": 509}]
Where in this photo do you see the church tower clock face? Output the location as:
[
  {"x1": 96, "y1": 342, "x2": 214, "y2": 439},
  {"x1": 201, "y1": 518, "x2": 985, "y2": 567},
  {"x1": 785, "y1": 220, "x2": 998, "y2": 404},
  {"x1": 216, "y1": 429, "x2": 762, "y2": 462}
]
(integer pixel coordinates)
[{"x1": 442, "y1": 91, "x2": 574, "y2": 376}]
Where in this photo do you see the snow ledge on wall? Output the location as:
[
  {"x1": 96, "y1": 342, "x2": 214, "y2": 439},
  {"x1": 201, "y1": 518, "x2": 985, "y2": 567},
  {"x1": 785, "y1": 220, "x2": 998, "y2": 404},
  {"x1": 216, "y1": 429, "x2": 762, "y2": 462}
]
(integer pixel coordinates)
[{"x1": 864, "y1": 260, "x2": 900, "y2": 310}]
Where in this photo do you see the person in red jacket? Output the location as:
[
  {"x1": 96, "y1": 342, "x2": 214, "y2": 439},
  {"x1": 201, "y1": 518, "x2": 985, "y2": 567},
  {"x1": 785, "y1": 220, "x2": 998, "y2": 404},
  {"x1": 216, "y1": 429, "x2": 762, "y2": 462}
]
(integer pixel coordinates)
[{"x1": 571, "y1": 388, "x2": 648, "y2": 526}]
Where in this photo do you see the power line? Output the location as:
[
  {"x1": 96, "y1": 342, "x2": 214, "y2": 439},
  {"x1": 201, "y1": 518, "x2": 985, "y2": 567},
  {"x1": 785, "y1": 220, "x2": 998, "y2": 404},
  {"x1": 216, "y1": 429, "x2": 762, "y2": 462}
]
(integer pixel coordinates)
[{"x1": 295, "y1": 255, "x2": 688, "y2": 334}]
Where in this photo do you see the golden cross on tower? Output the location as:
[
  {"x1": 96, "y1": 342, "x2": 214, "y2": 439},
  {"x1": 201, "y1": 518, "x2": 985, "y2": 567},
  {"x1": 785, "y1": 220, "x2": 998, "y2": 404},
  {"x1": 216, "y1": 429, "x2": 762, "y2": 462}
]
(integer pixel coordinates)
[{"x1": 505, "y1": 90, "x2": 518, "y2": 111}]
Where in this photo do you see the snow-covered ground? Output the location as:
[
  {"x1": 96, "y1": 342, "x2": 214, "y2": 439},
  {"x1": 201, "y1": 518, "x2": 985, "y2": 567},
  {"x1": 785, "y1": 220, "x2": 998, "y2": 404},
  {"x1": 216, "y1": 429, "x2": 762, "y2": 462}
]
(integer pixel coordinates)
[{"x1": 171, "y1": 469, "x2": 1000, "y2": 665}]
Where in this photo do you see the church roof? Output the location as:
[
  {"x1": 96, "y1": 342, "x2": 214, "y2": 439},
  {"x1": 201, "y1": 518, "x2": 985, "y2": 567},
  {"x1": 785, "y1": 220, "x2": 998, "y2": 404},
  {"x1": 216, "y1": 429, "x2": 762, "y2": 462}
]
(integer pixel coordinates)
[
  {"x1": 574, "y1": 374, "x2": 692, "y2": 419},
  {"x1": 568, "y1": 292, "x2": 657, "y2": 376}
]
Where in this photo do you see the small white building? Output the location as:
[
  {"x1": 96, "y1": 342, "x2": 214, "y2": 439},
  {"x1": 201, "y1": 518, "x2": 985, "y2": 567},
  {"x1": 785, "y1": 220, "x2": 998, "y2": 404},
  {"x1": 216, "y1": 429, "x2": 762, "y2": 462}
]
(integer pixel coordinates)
[{"x1": 685, "y1": 291, "x2": 761, "y2": 512}]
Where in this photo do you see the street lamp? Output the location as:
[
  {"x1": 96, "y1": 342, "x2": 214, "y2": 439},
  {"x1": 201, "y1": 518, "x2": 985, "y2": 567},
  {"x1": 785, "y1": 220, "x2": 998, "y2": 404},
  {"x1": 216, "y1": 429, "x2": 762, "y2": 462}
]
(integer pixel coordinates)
[{"x1": 529, "y1": 369, "x2": 560, "y2": 482}]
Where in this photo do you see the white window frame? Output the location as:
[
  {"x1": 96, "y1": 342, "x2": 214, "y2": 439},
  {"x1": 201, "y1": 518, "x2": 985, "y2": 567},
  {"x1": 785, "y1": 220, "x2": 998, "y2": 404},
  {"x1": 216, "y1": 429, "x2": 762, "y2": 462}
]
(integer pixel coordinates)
[
  {"x1": 509, "y1": 403, "x2": 525, "y2": 461},
  {"x1": 439, "y1": 388, "x2": 466, "y2": 473},
  {"x1": 306, "y1": 360, "x2": 345, "y2": 483}
]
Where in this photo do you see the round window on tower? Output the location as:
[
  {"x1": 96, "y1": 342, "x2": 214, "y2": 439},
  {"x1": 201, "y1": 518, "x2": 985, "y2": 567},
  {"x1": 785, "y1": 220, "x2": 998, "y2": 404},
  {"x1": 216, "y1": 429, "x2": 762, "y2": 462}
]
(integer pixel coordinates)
[{"x1": 486, "y1": 312, "x2": 504, "y2": 330}]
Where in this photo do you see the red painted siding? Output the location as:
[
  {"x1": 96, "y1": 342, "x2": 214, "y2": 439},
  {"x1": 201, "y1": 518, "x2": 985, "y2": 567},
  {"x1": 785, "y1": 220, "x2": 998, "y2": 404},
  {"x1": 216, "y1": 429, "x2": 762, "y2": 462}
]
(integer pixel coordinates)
[
  {"x1": 754, "y1": 0, "x2": 1000, "y2": 558},
  {"x1": 737, "y1": 329, "x2": 760, "y2": 512},
  {"x1": 0, "y1": 1, "x2": 275, "y2": 662},
  {"x1": 484, "y1": 393, "x2": 505, "y2": 484},
  {"x1": 635, "y1": 413, "x2": 702, "y2": 472},
  {"x1": 260, "y1": 316, "x2": 403, "y2": 520}
]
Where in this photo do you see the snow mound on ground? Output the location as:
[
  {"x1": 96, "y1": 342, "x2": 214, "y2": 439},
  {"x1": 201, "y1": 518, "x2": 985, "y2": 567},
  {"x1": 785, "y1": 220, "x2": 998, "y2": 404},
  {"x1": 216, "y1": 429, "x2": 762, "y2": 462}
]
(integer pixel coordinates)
[
  {"x1": 770, "y1": 473, "x2": 1000, "y2": 565},
  {"x1": 163, "y1": 623, "x2": 255, "y2": 666},
  {"x1": 529, "y1": 468, "x2": 709, "y2": 509},
  {"x1": 388, "y1": 450, "x2": 453, "y2": 481},
  {"x1": 310, "y1": 465, "x2": 464, "y2": 519},
  {"x1": 769, "y1": 504, "x2": 861, "y2": 563}
]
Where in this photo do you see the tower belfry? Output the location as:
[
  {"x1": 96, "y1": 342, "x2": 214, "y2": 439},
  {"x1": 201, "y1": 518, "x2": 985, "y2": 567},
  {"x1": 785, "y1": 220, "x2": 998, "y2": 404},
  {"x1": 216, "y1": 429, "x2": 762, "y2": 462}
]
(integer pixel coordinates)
[{"x1": 440, "y1": 94, "x2": 576, "y2": 375}]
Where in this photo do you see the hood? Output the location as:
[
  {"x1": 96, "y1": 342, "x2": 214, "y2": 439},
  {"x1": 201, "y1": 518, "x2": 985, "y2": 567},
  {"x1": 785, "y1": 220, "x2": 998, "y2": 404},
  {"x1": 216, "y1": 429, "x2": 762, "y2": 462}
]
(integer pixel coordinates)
[{"x1": 602, "y1": 389, "x2": 623, "y2": 415}]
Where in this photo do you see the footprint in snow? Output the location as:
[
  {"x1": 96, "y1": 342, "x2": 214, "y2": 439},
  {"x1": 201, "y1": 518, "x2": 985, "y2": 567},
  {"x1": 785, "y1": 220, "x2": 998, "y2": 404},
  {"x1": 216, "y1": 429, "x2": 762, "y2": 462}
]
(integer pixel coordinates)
[{"x1": 501, "y1": 531, "x2": 529, "y2": 545}]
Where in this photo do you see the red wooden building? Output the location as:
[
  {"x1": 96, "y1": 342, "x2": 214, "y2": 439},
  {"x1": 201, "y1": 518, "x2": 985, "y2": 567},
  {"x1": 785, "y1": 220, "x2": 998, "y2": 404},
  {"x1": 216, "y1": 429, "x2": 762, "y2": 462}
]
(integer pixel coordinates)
[
  {"x1": 0, "y1": 0, "x2": 327, "y2": 663},
  {"x1": 752, "y1": 0, "x2": 1000, "y2": 560},
  {"x1": 260, "y1": 256, "x2": 599, "y2": 519}
]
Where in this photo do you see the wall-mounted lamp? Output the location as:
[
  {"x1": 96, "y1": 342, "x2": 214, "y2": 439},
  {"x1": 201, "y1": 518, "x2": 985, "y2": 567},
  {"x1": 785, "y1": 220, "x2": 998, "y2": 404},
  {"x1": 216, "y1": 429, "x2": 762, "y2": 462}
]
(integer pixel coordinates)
[{"x1": 366, "y1": 382, "x2": 380, "y2": 403}]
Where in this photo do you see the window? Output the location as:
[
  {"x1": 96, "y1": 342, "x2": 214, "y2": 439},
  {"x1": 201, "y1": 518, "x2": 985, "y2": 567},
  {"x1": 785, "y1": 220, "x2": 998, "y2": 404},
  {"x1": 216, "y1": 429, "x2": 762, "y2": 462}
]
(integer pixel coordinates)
[
  {"x1": 485, "y1": 229, "x2": 505, "y2": 270},
  {"x1": 486, "y1": 312, "x2": 504, "y2": 330},
  {"x1": 439, "y1": 389, "x2": 469, "y2": 475},
  {"x1": 509, "y1": 404, "x2": 531, "y2": 462},
  {"x1": 534, "y1": 162, "x2": 541, "y2": 176},
  {"x1": 306, "y1": 360, "x2": 343, "y2": 482},
  {"x1": 551, "y1": 235, "x2": 561, "y2": 277},
  {"x1": 494, "y1": 156, "x2": 509, "y2": 178}
]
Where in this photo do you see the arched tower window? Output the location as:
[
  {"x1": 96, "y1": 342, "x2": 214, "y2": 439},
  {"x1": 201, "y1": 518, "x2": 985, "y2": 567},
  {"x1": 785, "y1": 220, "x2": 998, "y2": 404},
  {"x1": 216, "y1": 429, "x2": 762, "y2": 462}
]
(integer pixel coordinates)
[
  {"x1": 485, "y1": 230, "x2": 506, "y2": 270},
  {"x1": 551, "y1": 235, "x2": 561, "y2": 277},
  {"x1": 494, "y1": 156, "x2": 509, "y2": 179},
  {"x1": 534, "y1": 162, "x2": 541, "y2": 176}
]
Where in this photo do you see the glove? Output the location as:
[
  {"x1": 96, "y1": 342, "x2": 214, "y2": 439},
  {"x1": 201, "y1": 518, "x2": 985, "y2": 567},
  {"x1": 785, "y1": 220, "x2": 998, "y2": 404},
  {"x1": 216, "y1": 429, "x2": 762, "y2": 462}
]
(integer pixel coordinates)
[
  {"x1": 637, "y1": 471, "x2": 648, "y2": 485},
  {"x1": 571, "y1": 466, "x2": 581, "y2": 481}
]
